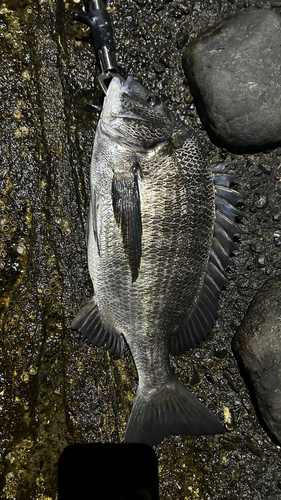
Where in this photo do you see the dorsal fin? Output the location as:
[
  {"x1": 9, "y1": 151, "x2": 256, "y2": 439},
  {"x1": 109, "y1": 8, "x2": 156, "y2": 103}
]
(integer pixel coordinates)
[{"x1": 170, "y1": 165, "x2": 242, "y2": 355}]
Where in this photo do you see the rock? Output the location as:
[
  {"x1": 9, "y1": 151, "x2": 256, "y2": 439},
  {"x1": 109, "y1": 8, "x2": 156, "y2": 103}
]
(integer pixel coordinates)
[
  {"x1": 183, "y1": 10, "x2": 281, "y2": 153},
  {"x1": 232, "y1": 277, "x2": 281, "y2": 444}
]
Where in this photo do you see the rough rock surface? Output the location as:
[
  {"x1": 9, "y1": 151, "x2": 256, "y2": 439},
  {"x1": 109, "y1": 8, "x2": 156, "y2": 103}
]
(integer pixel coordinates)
[
  {"x1": 183, "y1": 10, "x2": 281, "y2": 153},
  {"x1": 232, "y1": 278, "x2": 281, "y2": 444},
  {"x1": 1, "y1": 0, "x2": 281, "y2": 499}
]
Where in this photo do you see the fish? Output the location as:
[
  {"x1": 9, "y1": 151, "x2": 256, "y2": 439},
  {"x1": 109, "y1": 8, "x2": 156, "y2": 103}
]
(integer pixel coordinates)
[{"x1": 71, "y1": 75, "x2": 241, "y2": 447}]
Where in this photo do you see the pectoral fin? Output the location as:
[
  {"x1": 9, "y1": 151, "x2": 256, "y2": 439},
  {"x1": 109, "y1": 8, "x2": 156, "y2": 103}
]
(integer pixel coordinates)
[
  {"x1": 86, "y1": 194, "x2": 100, "y2": 256},
  {"x1": 112, "y1": 170, "x2": 142, "y2": 282}
]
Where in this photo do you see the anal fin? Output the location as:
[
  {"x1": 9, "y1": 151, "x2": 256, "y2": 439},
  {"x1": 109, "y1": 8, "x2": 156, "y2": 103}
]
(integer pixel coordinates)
[{"x1": 71, "y1": 297, "x2": 125, "y2": 359}]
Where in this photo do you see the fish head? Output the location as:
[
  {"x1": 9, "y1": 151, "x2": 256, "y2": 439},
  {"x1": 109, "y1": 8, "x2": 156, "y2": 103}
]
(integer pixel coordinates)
[{"x1": 100, "y1": 76, "x2": 175, "y2": 152}]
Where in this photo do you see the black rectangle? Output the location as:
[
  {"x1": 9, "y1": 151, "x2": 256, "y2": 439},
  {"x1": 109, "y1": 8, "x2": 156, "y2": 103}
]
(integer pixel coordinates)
[{"x1": 58, "y1": 442, "x2": 159, "y2": 500}]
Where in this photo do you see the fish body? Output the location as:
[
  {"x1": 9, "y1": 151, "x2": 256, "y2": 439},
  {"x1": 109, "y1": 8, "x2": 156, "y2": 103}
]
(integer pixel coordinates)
[{"x1": 72, "y1": 76, "x2": 241, "y2": 446}]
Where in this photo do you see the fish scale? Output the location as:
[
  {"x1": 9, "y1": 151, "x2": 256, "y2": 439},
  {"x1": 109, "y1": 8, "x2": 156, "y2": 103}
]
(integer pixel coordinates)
[{"x1": 71, "y1": 75, "x2": 242, "y2": 446}]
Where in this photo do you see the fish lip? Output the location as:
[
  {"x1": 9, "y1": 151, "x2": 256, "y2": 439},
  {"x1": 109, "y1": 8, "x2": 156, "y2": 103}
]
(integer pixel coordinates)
[
  {"x1": 114, "y1": 75, "x2": 134, "y2": 94},
  {"x1": 100, "y1": 121, "x2": 169, "y2": 153},
  {"x1": 109, "y1": 75, "x2": 132, "y2": 95},
  {"x1": 110, "y1": 76, "x2": 124, "y2": 89}
]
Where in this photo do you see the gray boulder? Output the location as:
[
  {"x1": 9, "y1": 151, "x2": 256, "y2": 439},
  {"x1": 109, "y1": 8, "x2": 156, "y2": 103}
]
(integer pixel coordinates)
[
  {"x1": 232, "y1": 278, "x2": 281, "y2": 444},
  {"x1": 183, "y1": 10, "x2": 281, "y2": 153}
]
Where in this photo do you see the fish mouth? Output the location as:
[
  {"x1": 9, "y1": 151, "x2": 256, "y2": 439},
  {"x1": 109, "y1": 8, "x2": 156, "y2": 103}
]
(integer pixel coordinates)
[
  {"x1": 100, "y1": 120, "x2": 169, "y2": 153},
  {"x1": 110, "y1": 75, "x2": 136, "y2": 94}
]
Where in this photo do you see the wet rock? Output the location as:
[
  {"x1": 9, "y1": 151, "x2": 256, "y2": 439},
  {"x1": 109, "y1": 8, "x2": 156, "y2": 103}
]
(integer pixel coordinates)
[
  {"x1": 232, "y1": 277, "x2": 281, "y2": 444},
  {"x1": 183, "y1": 10, "x2": 281, "y2": 153},
  {"x1": 2, "y1": 0, "x2": 281, "y2": 499}
]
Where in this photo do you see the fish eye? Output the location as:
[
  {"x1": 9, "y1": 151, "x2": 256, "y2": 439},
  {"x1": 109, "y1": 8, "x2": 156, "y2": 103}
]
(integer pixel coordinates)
[{"x1": 146, "y1": 94, "x2": 162, "y2": 108}]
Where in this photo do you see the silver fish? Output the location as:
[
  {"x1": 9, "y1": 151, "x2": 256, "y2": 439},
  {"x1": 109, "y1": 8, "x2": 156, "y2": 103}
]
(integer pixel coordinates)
[{"x1": 72, "y1": 76, "x2": 241, "y2": 446}]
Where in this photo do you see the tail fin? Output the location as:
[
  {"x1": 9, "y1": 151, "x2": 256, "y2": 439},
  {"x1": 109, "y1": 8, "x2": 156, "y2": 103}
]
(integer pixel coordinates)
[{"x1": 124, "y1": 376, "x2": 225, "y2": 447}]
